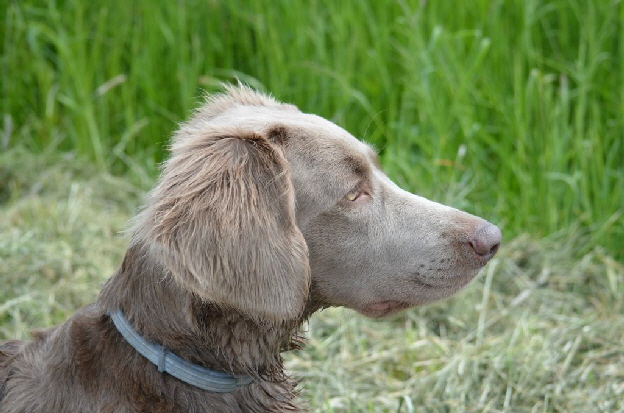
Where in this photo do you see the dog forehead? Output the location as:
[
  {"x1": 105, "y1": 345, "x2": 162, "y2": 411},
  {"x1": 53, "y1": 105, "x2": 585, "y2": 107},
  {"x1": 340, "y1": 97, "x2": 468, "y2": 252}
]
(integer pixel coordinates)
[
  {"x1": 219, "y1": 105, "x2": 372, "y2": 159},
  {"x1": 277, "y1": 115, "x2": 375, "y2": 179}
]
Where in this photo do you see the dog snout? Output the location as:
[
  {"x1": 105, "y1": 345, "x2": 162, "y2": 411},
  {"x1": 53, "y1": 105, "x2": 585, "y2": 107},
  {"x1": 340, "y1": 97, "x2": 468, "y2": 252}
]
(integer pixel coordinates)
[{"x1": 468, "y1": 222, "x2": 501, "y2": 260}]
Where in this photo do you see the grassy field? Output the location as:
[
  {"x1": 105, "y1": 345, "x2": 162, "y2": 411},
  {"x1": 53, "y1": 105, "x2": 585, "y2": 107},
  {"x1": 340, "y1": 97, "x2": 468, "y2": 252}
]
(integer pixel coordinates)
[{"x1": 1, "y1": 0, "x2": 623, "y2": 411}]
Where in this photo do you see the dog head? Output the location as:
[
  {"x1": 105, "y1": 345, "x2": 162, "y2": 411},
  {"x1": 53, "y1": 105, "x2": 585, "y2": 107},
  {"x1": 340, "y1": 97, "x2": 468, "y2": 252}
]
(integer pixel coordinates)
[{"x1": 133, "y1": 85, "x2": 500, "y2": 321}]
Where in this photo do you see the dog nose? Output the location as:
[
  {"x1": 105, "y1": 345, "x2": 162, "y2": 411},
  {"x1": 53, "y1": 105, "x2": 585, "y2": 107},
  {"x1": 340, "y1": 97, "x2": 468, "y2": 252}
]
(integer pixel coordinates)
[{"x1": 469, "y1": 223, "x2": 501, "y2": 259}]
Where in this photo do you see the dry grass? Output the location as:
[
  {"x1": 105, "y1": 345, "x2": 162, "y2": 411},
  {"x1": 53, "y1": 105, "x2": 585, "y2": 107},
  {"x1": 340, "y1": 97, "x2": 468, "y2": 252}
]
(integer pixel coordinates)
[
  {"x1": 1, "y1": 150, "x2": 622, "y2": 412},
  {"x1": 288, "y1": 235, "x2": 624, "y2": 412}
]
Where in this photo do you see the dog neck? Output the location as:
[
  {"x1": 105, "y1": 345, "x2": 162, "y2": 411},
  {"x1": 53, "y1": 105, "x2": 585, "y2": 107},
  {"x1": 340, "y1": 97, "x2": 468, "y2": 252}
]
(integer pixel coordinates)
[{"x1": 97, "y1": 243, "x2": 303, "y2": 382}]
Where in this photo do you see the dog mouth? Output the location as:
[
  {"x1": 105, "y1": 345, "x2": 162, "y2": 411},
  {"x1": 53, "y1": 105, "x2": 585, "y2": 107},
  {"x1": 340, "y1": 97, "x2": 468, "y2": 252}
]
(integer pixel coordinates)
[
  {"x1": 357, "y1": 300, "x2": 411, "y2": 318},
  {"x1": 356, "y1": 272, "x2": 480, "y2": 318},
  {"x1": 413, "y1": 272, "x2": 478, "y2": 289}
]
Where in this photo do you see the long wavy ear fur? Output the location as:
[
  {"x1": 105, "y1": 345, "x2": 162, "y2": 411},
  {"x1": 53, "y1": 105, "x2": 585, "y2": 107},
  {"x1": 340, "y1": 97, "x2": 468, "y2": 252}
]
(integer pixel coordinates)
[{"x1": 132, "y1": 89, "x2": 310, "y2": 321}]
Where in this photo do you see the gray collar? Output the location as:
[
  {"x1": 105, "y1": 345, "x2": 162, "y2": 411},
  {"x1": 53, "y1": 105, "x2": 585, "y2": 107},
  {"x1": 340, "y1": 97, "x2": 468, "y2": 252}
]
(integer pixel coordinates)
[{"x1": 109, "y1": 310, "x2": 253, "y2": 393}]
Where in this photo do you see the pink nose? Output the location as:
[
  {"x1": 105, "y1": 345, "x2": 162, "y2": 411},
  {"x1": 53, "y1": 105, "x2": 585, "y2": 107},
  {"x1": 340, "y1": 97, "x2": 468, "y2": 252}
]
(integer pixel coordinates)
[{"x1": 469, "y1": 223, "x2": 501, "y2": 260}]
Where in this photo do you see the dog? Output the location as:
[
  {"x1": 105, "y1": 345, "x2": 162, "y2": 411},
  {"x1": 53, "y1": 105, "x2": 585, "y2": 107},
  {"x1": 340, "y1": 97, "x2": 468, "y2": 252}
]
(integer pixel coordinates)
[{"x1": 0, "y1": 85, "x2": 500, "y2": 412}]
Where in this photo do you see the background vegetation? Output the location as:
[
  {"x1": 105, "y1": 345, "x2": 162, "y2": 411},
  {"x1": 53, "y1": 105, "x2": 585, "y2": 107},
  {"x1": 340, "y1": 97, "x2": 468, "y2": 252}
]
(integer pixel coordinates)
[{"x1": 1, "y1": 0, "x2": 623, "y2": 411}]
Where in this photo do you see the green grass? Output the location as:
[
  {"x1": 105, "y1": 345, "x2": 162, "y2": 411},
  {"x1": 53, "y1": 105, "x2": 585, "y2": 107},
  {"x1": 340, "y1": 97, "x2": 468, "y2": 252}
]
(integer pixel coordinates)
[
  {"x1": 1, "y1": 149, "x2": 623, "y2": 411},
  {"x1": 1, "y1": 0, "x2": 624, "y2": 411},
  {"x1": 2, "y1": 0, "x2": 622, "y2": 257}
]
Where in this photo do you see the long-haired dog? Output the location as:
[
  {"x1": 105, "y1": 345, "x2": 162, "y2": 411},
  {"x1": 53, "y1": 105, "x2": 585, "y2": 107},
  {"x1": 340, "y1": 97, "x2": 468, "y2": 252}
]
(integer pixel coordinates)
[{"x1": 0, "y1": 86, "x2": 500, "y2": 412}]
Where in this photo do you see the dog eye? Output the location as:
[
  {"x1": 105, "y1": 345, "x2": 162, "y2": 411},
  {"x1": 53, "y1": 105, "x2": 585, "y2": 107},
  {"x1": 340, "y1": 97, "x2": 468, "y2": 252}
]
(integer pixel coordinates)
[{"x1": 345, "y1": 189, "x2": 361, "y2": 201}]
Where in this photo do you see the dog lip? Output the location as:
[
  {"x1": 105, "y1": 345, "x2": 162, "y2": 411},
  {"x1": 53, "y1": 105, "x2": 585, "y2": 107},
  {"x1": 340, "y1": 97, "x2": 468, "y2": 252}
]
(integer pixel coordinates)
[
  {"x1": 358, "y1": 271, "x2": 480, "y2": 318},
  {"x1": 357, "y1": 300, "x2": 410, "y2": 318},
  {"x1": 411, "y1": 276, "x2": 439, "y2": 288},
  {"x1": 412, "y1": 272, "x2": 477, "y2": 288}
]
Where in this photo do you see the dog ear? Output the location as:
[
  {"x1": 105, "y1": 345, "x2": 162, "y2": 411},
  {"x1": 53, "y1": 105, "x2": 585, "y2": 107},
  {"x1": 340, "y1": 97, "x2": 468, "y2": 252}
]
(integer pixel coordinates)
[{"x1": 133, "y1": 124, "x2": 310, "y2": 322}]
